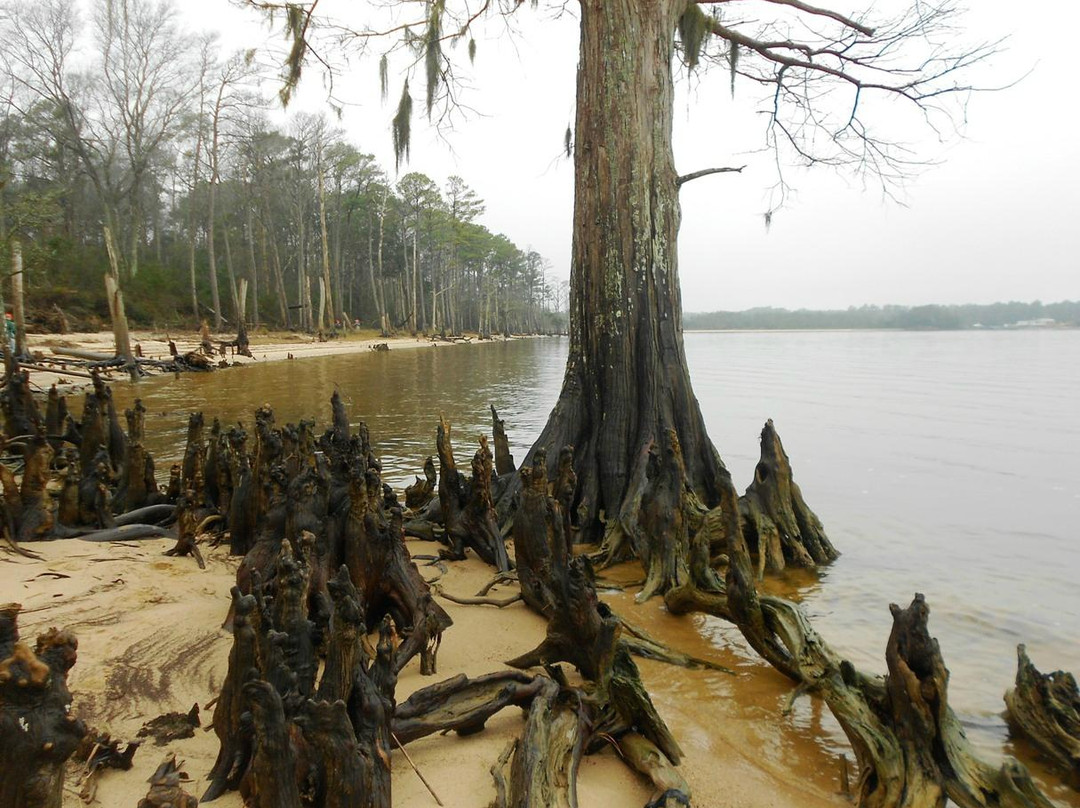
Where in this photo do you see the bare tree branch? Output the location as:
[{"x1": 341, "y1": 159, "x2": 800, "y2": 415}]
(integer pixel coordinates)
[{"x1": 676, "y1": 165, "x2": 746, "y2": 187}]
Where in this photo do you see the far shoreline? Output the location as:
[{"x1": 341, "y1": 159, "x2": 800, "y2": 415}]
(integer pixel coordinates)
[{"x1": 22, "y1": 328, "x2": 550, "y2": 398}]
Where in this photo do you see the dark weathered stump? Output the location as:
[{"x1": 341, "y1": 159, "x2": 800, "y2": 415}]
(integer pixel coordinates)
[
  {"x1": 404, "y1": 456, "x2": 436, "y2": 510},
  {"x1": 240, "y1": 680, "x2": 302, "y2": 808},
  {"x1": 17, "y1": 435, "x2": 55, "y2": 543},
  {"x1": 0, "y1": 604, "x2": 88, "y2": 808},
  {"x1": 203, "y1": 588, "x2": 259, "y2": 802},
  {"x1": 738, "y1": 419, "x2": 837, "y2": 574},
  {"x1": 1, "y1": 359, "x2": 42, "y2": 440},
  {"x1": 436, "y1": 416, "x2": 511, "y2": 571},
  {"x1": 1005, "y1": 645, "x2": 1080, "y2": 787},
  {"x1": 490, "y1": 404, "x2": 515, "y2": 476}
]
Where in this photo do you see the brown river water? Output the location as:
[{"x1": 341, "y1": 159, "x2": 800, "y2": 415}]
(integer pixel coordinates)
[{"x1": 108, "y1": 330, "x2": 1080, "y2": 805}]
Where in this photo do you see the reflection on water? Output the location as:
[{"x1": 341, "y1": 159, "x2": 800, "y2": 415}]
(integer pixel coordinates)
[
  {"x1": 110, "y1": 331, "x2": 1080, "y2": 804},
  {"x1": 112, "y1": 339, "x2": 566, "y2": 489}
]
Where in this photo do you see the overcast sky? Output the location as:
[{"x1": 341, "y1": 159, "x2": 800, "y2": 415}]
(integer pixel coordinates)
[{"x1": 187, "y1": 0, "x2": 1078, "y2": 312}]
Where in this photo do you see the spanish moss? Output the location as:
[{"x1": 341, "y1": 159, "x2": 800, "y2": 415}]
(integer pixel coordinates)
[
  {"x1": 677, "y1": 3, "x2": 709, "y2": 70},
  {"x1": 392, "y1": 80, "x2": 413, "y2": 170}
]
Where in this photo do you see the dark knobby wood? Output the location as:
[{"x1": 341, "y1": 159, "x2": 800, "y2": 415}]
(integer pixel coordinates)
[
  {"x1": 435, "y1": 415, "x2": 511, "y2": 571},
  {"x1": 1, "y1": 357, "x2": 42, "y2": 440},
  {"x1": 239, "y1": 680, "x2": 303, "y2": 808},
  {"x1": 592, "y1": 429, "x2": 721, "y2": 603},
  {"x1": 738, "y1": 419, "x2": 837, "y2": 574},
  {"x1": 490, "y1": 404, "x2": 515, "y2": 476},
  {"x1": 1005, "y1": 645, "x2": 1080, "y2": 787},
  {"x1": 138, "y1": 756, "x2": 198, "y2": 808},
  {"x1": 404, "y1": 455, "x2": 436, "y2": 510},
  {"x1": 113, "y1": 399, "x2": 160, "y2": 513},
  {"x1": 17, "y1": 435, "x2": 55, "y2": 544},
  {"x1": 338, "y1": 446, "x2": 452, "y2": 675},
  {"x1": 0, "y1": 603, "x2": 88, "y2": 808},
  {"x1": 203, "y1": 587, "x2": 259, "y2": 802},
  {"x1": 724, "y1": 520, "x2": 1055, "y2": 808},
  {"x1": 508, "y1": 447, "x2": 682, "y2": 773}
]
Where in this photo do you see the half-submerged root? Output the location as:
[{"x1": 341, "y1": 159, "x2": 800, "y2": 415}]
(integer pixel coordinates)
[
  {"x1": 724, "y1": 522, "x2": 1054, "y2": 808},
  {"x1": 738, "y1": 419, "x2": 838, "y2": 575},
  {"x1": 1005, "y1": 645, "x2": 1080, "y2": 787}
]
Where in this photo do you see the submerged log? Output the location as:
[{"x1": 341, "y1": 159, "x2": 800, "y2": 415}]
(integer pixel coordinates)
[
  {"x1": 738, "y1": 419, "x2": 837, "y2": 574},
  {"x1": 1005, "y1": 645, "x2": 1080, "y2": 786},
  {"x1": 0, "y1": 603, "x2": 88, "y2": 808}
]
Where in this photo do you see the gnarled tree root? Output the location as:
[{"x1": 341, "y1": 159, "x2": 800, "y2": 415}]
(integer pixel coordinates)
[
  {"x1": 724, "y1": 520, "x2": 1055, "y2": 808},
  {"x1": 1005, "y1": 644, "x2": 1080, "y2": 787},
  {"x1": 738, "y1": 419, "x2": 837, "y2": 575},
  {"x1": 393, "y1": 670, "x2": 548, "y2": 744}
]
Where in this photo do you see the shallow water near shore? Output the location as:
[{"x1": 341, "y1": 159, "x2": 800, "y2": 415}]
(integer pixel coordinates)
[{"x1": 108, "y1": 329, "x2": 1080, "y2": 804}]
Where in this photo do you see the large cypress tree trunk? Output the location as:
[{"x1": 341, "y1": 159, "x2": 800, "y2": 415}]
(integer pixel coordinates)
[{"x1": 523, "y1": 0, "x2": 738, "y2": 600}]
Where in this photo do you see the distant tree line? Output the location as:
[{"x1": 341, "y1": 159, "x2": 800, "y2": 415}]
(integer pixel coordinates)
[
  {"x1": 684, "y1": 301, "x2": 1080, "y2": 331},
  {"x1": 0, "y1": 0, "x2": 565, "y2": 336}
]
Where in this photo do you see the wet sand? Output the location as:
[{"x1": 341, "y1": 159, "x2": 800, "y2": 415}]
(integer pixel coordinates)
[{"x1": 1, "y1": 536, "x2": 852, "y2": 807}]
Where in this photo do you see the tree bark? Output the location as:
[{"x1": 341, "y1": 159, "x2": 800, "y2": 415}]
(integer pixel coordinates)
[{"x1": 514, "y1": 0, "x2": 740, "y2": 601}]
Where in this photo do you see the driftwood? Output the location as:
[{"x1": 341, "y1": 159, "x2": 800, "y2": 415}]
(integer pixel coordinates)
[
  {"x1": 74, "y1": 729, "x2": 139, "y2": 803},
  {"x1": 489, "y1": 676, "x2": 586, "y2": 808},
  {"x1": 0, "y1": 603, "x2": 88, "y2": 808},
  {"x1": 138, "y1": 756, "x2": 198, "y2": 808},
  {"x1": 738, "y1": 419, "x2": 838, "y2": 574},
  {"x1": 1005, "y1": 645, "x2": 1080, "y2": 787}
]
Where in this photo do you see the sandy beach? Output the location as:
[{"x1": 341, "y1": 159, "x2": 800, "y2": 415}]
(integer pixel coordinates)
[{"x1": 2, "y1": 539, "x2": 846, "y2": 808}]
